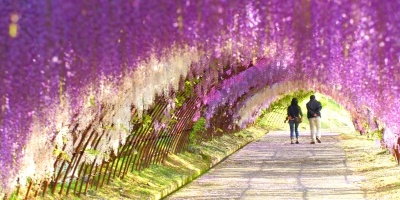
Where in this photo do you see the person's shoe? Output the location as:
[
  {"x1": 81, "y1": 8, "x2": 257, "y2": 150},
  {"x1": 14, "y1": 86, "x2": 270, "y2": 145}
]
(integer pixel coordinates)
[
  {"x1": 295, "y1": 141, "x2": 299, "y2": 144},
  {"x1": 310, "y1": 141, "x2": 315, "y2": 144},
  {"x1": 316, "y1": 138, "x2": 321, "y2": 143},
  {"x1": 291, "y1": 141, "x2": 294, "y2": 144}
]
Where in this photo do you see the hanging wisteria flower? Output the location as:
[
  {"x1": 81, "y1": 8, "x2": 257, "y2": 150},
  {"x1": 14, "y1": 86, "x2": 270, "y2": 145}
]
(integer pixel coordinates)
[{"x1": 0, "y1": 0, "x2": 400, "y2": 197}]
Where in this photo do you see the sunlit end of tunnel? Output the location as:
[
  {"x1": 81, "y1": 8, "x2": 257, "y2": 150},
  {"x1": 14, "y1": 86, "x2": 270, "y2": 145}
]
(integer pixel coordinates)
[{"x1": 0, "y1": 0, "x2": 400, "y2": 199}]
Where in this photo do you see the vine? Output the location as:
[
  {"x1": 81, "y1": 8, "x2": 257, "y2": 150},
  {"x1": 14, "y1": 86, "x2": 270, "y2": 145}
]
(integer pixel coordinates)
[{"x1": 189, "y1": 117, "x2": 207, "y2": 145}]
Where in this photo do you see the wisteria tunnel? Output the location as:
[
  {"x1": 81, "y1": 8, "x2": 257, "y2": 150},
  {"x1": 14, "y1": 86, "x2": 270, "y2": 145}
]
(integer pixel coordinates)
[{"x1": 1, "y1": 0, "x2": 400, "y2": 199}]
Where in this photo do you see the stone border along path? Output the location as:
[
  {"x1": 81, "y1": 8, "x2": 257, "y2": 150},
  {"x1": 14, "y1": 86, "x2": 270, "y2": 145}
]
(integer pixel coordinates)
[{"x1": 165, "y1": 130, "x2": 366, "y2": 200}]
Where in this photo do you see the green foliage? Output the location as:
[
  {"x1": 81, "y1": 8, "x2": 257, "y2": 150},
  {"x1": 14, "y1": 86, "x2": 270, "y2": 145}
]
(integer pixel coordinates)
[
  {"x1": 184, "y1": 80, "x2": 193, "y2": 98},
  {"x1": 189, "y1": 117, "x2": 207, "y2": 145},
  {"x1": 130, "y1": 113, "x2": 152, "y2": 131},
  {"x1": 85, "y1": 149, "x2": 100, "y2": 156},
  {"x1": 53, "y1": 148, "x2": 71, "y2": 162},
  {"x1": 9, "y1": 191, "x2": 18, "y2": 200},
  {"x1": 313, "y1": 92, "x2": 355, "y2": 130},
  {"x1": 175, "y1": 95, "x2": 185, "y2": 108},
  {"x1": 175, "y1": 78, "x2": 199, "y2": 109},
  {"x1": 142, "y1": 114, "x2": 152, "y2": 130},
  {"x1": 89, "y1": 95, "x2": 95, "y2": 107},
  {"x1": 256, "y1": 91, "x2": 356, "y2": 132},
  {"x1": 120, "y1": 123, "x2": 130, "y2": 133},
  {"x1": 367, "y1": 129, "x2": 383, "y2": 140},
  {"x1": 268, "y1": 95, "x2": 292, "y2": 110},
  {"x1": 193, "y1": 77, "x2": 200, "y2": 85},
  {"x1": 131, "y1": 112, "x2": 140, "y2": 125},
  {"x1": 103, "y1": 124, "x2": 116, "y2": 131},
  {"x1": 234, "y1": 130, "x2": 254, "y2": 138},
  {"x1": 267, "y1": 90, "x2": 312, "y2": 112},
  {"x1": 168, "y1": 116, "x2": 178, "y2": 128},
  {"x1": 102, "y1": 123, "x2": 130, "y2": 133},
  {"x1": 255, "y1": 90, "x2": 313, "y2": 125}
]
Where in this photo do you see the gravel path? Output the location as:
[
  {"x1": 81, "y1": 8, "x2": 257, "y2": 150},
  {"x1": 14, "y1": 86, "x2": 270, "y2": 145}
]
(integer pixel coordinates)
[{"x1": 165, "y1": 130, "x2": 366, "y2": 200}]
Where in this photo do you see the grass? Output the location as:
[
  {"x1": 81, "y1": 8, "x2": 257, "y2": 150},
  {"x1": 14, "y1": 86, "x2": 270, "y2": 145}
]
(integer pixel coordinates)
[
  {"x1": 76, "y1": 126, "x2": 268, "y2": 200},
  {"x1": 33, "y1": 92, "x2": 400, "y2": 199},
  {"x1": 262, "y1": 92, "x2": 400, "y2": 199},
  {"x1": 91, "y1": 93, "x2": 400, "y2": 199},
  {"x1": 340, "y1": 131, "x2": 400, "y2": 199}
]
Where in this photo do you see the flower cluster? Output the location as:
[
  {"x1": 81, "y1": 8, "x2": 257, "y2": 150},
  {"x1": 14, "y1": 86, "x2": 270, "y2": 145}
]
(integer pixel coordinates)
[{"x1": 1, "y1": 0, "x2": 400, "y2": 197}]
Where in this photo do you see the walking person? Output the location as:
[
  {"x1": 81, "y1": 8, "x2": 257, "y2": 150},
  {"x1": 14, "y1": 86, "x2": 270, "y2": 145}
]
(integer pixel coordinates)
[
  {"x1": 306, "y1": 95, "x2": 322, "y2": 144},
  {"x1": 286, "y1": 98, "x2": 303, "y2": 144}
]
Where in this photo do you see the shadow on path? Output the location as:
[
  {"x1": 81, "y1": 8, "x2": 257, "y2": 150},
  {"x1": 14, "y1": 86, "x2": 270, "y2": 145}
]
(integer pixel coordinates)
[{"x1": 165, "y1": 131, "x2": 366, "y2": 200}]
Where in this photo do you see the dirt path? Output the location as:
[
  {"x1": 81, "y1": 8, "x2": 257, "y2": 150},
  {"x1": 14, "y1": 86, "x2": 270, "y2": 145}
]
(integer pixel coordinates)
[{"x1": 165, "y1": 130, "x2": 366, "y2": 200}]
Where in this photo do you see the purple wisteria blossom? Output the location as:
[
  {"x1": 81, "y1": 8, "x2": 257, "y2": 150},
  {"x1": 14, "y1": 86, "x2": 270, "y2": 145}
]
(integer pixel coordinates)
[{"x1": 0, "y1": 0, "x2": 400, "y2": 195}]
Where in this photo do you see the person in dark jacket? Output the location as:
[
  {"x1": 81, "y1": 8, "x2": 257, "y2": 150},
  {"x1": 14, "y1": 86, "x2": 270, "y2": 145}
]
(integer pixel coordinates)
[
  {"x1": 286, "y1": 98, "x2": 303, "y2": 144},
  {"x1": 306, "y1": 95, "x2": 322, "y2": 144}
]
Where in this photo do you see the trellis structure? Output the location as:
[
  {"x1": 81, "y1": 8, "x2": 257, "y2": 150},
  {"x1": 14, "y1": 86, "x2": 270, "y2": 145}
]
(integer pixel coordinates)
[{"x1": 21, "y1": 61, "x2": 259, "y2": 198}]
